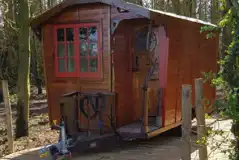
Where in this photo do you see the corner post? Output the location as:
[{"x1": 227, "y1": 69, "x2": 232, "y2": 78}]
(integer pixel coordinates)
[
  {"x1": 181, "y1": 84, "x2": 192, "y2": 160},
  {"x1": 195, "y1": 78, "x2": 208, "y2": 160}
]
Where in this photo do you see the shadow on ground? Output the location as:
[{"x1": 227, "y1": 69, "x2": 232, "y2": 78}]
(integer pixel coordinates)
[
  {"x1": 72, "y1": 133, "x2": 197, "y2": 160},
  {"x1": 0, "y1": 147, "x2": 41, "y2": 160},
  {"x1": 0, "y1": 130, "x2": 198, "y2": 160}
]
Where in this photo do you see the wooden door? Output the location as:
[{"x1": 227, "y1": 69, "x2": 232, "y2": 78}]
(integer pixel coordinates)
[
  {"x1": 131, "y1": 26, "x2": 168, "y2": 121},
  {"x1": 113, "y1": 32, "x2": 134, "y2": 127}
]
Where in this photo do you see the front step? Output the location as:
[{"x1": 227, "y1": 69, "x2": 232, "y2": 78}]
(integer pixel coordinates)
[{"x1": 116, "y1": 120, "x2": 163, "y2": 141}]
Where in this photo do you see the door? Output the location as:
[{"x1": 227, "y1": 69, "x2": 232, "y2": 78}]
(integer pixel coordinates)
[
  {"x1": 131, "y1": 26, "x2": 167, "y2": 122},
  {"x1": 113, "y1": 31, "x2": 134, "y2": 127}
]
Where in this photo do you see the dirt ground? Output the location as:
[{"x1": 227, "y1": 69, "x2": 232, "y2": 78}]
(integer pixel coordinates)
[
  {"x1": 0, "y1": 87, "x2": 234, "y2": 160},
  {"x1": 1, "y1": 119, "x2": 233, "y2": 160},
  {"x1": 0, "y1": 88, "x2": 59, "y2": 157},
  {"x1": 73, "y1": 119, "x2": 233, "y2": 160}
]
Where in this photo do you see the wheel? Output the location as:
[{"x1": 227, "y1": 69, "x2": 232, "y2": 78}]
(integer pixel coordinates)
[
  {"x1": 53, "y1": 151, "x2": 72, "y2": 160},
  {"x1": 48, "y1": 145, "x2": 59, "y2": 157}
]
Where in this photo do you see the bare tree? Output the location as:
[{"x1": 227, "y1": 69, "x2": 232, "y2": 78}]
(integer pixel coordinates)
[{"x1": 15, "y1": 0, "x2": 30, "y2": 138}]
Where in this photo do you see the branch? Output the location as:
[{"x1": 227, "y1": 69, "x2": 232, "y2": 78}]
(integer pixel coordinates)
[{"x1": 2, "y1": 16, "x2": 18, "y2": 32}]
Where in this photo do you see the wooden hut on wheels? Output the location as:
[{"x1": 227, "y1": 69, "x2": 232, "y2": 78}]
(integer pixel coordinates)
[{"x1": 31, "y1": 0, "x2": 219, "y2": 146}]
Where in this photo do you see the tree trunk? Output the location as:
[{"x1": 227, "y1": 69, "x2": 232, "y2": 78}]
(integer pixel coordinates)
[
  {"x1": 156, "y1": 0, "x2": 165, "y2": 10},
  {"x1": 30, "y1": 1, "x2": 43, "y2": 95},
  {"x1": 221, "y1": 0, "x2": 233, "y2": 59},
  {"x1": 47, "y1": 0, "x2": 57, "y2": 8},
  {"x1": 31, "y1": 34, "x2": 42, "y2": 94},
  {"x1": 231, "y1": 122, "x2": 239, "y2": 158},
  {"x1": 211, "y1": 0, "x2": 219, "y2": 24},
  {"x1": 198, "y1": 0, "x2": 206, "y2": 20},
  {"x1": 165, "y1": 0, "x2": 174, "y2": 12},
  {"x1": 181, "y1": 0, "x2": 189, "y2": 16},
  {"x1": 15, "y1": 0, "x2": 30, "y2": 138},
  {"x1": 5, "y1": 0, "x2": 15, "y2": 21},
  {"x1": 221, "y1": 26, "x2": 232, "y2": 59},
  {"x1": 39, "y1": 0, "x2": 43, "y2": 13},
  {"x1": 230, "y1": 1, "x2": 239, "y2": 156},
  {"x1": 171, "y1": 0, "x2": 182, "y2": 15},
  {"x1": 191, "y1": 0, "x2": 197, "y2": 18},
  {"x1": 204, "y1": 0, "x2": 208, "y2": 21},
  {"x1": 182, "y1": 0, "x2": 197, "y2": 17}
]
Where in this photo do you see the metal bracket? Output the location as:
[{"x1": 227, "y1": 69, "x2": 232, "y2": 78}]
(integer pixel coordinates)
[{"x1": 111, "y1": 20, "x2": 120, "y2": 34}]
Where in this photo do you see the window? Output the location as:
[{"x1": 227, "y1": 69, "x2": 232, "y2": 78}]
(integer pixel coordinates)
[
  {"x1": 150, "y1": 27, "x2": 159, "y2": 80},
  {"x1": 54, "y1": 23, "x2": 101, "y2": 78},
  {"x1": 132, "y1": 26, "x2": 159, "y2": 80}
]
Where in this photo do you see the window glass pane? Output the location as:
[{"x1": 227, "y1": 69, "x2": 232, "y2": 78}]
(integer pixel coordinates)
[
  {"x1": 135, "y1": 29, "x2": 148, "y2": 52},
  {"x1": 80, "y1": 58, "x2": 88, "y2": 72},
  {"x1": 79, "y1": 28, "x2": 88, "y2": 40},
  {"x1": 58, "y1": 59, "x2": 65, "y2": 72},
  {"x1": 67, "y1": 43, "x2": 74, "y2": 57},
  {"x1": 57, "y1": 28, "x2": 64, "y2": 41},
  {"x1": 66, "y1": 28, "x2": 74, "y2": 41},
  {"x1": 57, "y1": 43, "x2": 65, "y2": 57},
  {"x1": 89, "y1": 42, "x2": 97, "y2": 56},
  {"x1": 67, "y1": 58, "x2": 75, "y2": 72},
  {"x1": 80, "y1": 41, "x2": 88, "y2": 56},
  {"x1": 89, "y1": 27, "x2": 97, "y2": 41},
  {"x1": 90, "y1": 59, "x2": 98, "y2": 72}
]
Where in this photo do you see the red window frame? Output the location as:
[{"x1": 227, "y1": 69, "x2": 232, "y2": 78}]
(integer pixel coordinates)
[{"x1": 53, "y1": 23, "x2": 101, "y2": 78}]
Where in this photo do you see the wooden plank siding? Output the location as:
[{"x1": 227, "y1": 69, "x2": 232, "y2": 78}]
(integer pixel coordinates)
[
  {"x1": 111, "y1": 8, "x2": 163, "y2": 127},
  {"x1": 112, "y1": 6, "x2": 218, "y2": 127},
  {"x1": 152, "y1": 15, "x2": 219, "y2": 126},
  {"x1": 40, "y1": 2, "x2": 219, "y2": 131},
  {"x1": 42, "y1": 4, "x2": 112, "y2": 126},
  {"x1": 112, "y1": 22, "x2": 135, "y2": 127}
]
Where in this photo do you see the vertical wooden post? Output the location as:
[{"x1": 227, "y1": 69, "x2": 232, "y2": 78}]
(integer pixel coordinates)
[
  {"x1": 143, "y1": 89, "x2": 149, "y2": 133},
  {"x1": 156, "y1": 88, "x2": 163, "y2": 127},
  {"x1": 2, "y1": 80, "x2": 14, "y2": 153},
  {"x1": 87, "y1": 96, "x2": 91, "y2": 137},
  {"x1": 181, "y1": 84, "x2": 192, "y2": 160},
  {"x1": 195, "y1": 78, "x2": 208, "y2": 160}
]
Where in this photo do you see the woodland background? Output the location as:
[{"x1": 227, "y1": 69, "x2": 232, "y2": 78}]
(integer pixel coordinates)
[{"x1": 0, "y1": 0, "x2": 238, "y2": 158}]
